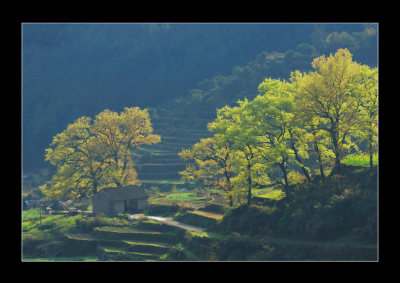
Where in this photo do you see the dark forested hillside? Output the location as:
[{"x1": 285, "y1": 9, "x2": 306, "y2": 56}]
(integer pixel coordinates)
[{"x1": 22, "y1": 23, "x2": 375, "y2": 172}]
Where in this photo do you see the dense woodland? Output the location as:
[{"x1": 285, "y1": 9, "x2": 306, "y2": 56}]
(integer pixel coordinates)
[{"x1": 23, "y1": 23, "x2": 377, "y2": 172}]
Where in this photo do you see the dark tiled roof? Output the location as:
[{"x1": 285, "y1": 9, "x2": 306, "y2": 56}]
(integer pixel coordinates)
[{"x1": 101, "y1": 185, "x2": 147, "y2": 201}]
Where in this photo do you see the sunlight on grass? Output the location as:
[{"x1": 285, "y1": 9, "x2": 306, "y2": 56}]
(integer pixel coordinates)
[
  {"x1": 187, "y1": 230, "x2": 227, "y2": 240},
  {"x1": 24, "y1": 256, "x2": 100, "y2": 262},
  {"x1": 342, "y1": 153, "x2": 378, "y2": 167},
  {"x1": 189, "y1": 210, "x2": 223, "y2": 220},
  {"x1": 166, "y1": 192, "x2": 204, "y2": 201},
  {"x1": 252, "y1": 187, "x2": 275, "y2": 195},
  {"x1": 257, "y1": 189, "x2": 285, "y2": 200},
  {"x1": 22, "y1": 208, "x2": 41, "y2": 221}
]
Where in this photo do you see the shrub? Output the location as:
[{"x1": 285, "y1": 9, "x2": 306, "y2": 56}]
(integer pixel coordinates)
[
  {"x1": 23, "y1": 208, "x2": 41, "y2": 222},
  {"x1": 218, "y1": 233, "x2": 264, "y2": 260},
  {"x1": 198, "y1": 203, "x2": 227, "y2": 214},
  {"x1": 75, "y1": 215, "x2": 108, "y2": 233},
  {"x1": 145, "y1": 203, "x2": 181, "y2": 216},
  {"x1": 62, "y1": 238, "x2": 98, "y2": 257}
]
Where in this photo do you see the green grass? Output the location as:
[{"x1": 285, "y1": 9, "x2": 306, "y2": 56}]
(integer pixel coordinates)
[
  {"x1": 342, "y1": 153, "x2": 378, "y2": 167},
  {"x1": 256, "y1": 189, "x2": 285, "y2": 200},
  {"x1": 51, "y1": 214, "x2": 86, "y2": 234},
  {"x1": 188, "y1": 210, "x2": 224, "y2": 220},
  {"x1": 252, "y1": 187, "x2": 276, "y2": 196},
  {"x1": 171, "y1": 243, "x2": 201, "y2": 261},
  {"x1": 23, "y1": 227, "x2": 54, "y2": 241},
  {"x1": 23, "y1": 256, "x2": 100, "y2": 262},
  {"x1": 123, "y1": 240, "x2": 171, "y2": 248},
  {"x1": 22, "y1": 208, "x2": 41, "y2": 221},
  {"x1": 166, "y1": 192, "x2": 205, "y2": 201},
  {"x1": 187, "y1": 230, "x2": 228, "y2": 241},
  {"x1": 101, "y1": 247, "x2": 160, "y2": 260},
  {"x1": 22, "y1": 211, "x2": 65, "y2": 231},
  {"x1": 23, "y1": 214, "x2": 86, "y2": 240}
]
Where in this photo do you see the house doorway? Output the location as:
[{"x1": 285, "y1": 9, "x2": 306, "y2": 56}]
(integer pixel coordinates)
[{"x1": 124, "y1": 199, "x2": 138, "y2": 213}]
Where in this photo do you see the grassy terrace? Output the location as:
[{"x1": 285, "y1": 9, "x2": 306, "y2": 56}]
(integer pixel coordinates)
[
  {"x1": 188, "y1": 210, "x2": 224, "y2": 220},
  {"x1": 342, "y1": 153, "x2": 378, "y2": 167},
  {"x1": 24, "y1": 256, "x2": 101, "y2": 262},
  {"x1": 166, "y1": 192, "x2": 206, "y2": 201}
]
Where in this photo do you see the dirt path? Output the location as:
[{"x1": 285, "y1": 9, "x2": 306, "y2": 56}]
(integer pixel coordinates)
[{"x1": 129, "y1": 214, "x2": 206, "y2": 232}]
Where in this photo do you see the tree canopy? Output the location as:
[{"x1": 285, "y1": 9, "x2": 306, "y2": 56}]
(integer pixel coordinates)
[
  {"x1": 179, "y1": 48, "x2": 378, "y2": 206},
  {"x1": 42, "y1": 107, "x2": 160, "y2": 200}
]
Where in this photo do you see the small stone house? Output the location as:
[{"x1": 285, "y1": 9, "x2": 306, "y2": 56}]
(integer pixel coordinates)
[{"x1": 92, "y1": 185, "x2": 148, "y2": 214}]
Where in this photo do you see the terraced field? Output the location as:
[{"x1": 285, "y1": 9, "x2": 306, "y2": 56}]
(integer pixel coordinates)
[
  {"x1": 132, "y1": 110, "x2": 213, "y2": 191},
  {"x1": 27, "y1": 205, "x2": 224, "y2": 261},
  {"x1": 23, "y1": 201, "x2": 377, "y2": 261}
]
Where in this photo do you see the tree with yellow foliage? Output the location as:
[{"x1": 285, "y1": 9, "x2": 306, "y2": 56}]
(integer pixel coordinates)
[
  {"x1": 178, "y1": 135, "x2": 235, "y2": 206},
  {"x1": 352, "y1": 65, "x2": 378, "y2": 168},
  {"x1": 43, "y1": 107, "x2": 160, "y2": 200},
  {"x1": 291, "y1": 48, "x2": 364, "y2": 173}
]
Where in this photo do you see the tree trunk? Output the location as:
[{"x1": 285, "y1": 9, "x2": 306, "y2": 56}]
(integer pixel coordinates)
[
  {"x1": 228, "y1": 196, "x2": 233, "y2": 207},
  {"x1": 330, "y1": 128, "x2": 341, "y2": 174},
  {"x1": 333, "y1": 154, "x2": 341, "y2": 174},
  {"x1": 279, "y1": 162, "x2": 290, "y2": 197},
  {"x1": 370, "y1": 152, "x2": 373, "y2": 168},
  {"x1": 93, "y1": 180, "x2": 98, "y2": 194},
  {"x1": 314, "y1": 141, "x2": 326, "y2": 179},
  {"x1": 247, "y1": 163, "x2": 252, "y2": 206},
  {"x1": 224, "y1": 167, "x2": 233, "y2": 207},
  {"x1": 114, "y1": 179, "x2": 122, "y2": 187},
  {"x1": 310, "y1": 125, "x2": 325, "y2": 179},
  {"x1": 369, "y1": 134, "x2": 374, "y2": 168},
  {"x1": 289, "y1": 133, "x2": 311, "y2": 182}
]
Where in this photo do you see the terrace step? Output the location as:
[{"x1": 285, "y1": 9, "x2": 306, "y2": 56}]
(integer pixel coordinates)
[
  {"x1": 67, "y1": 233, "x2": 96, "y2": 241},
  {"x1": 92, "y1": 226, "x2": 175, "y2": 243},
  {"x1": 124, "y1": 240, "x2": 172, "y2": 254},
  {"x1": 137, "y1": 172, "x2": 182, "y2": 179},
  {"x1": 98, "y1": 246, "x2": 163, "y2": 261},
  {"x1": 188, "y1": 210, "x2": 224, "y2": 221},
  {"x1": 97, "y1": 239, "x2": 172, "y2": 254},
  {"x1": 174, "y1": 210, "x2": 223, "y2": 229}
]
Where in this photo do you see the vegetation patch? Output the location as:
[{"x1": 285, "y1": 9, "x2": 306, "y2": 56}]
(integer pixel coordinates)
[
  {"x1": 145, "y1": 203, "x2": 182, "y2": 216},
  {"x1": 93, "y1": 226, "x2": 176, "y2": 243},
  {"x1": 161, "y1": 243, "x2": 201, "y2": 261},
  {"x1": 256, "y1": 189, "x2": 285, "y2": 200},
  {"x1": 135, "y1": 219, "x2": 183, "y2": 233},
  {"x1": 189, "y1": 210, "x2": 224, "y2": 220},
  {"x1": 125, "y1": 241, "x2": 171, "y2": 254},
  {"x1": 99, "y1": 246, "x2": 161, "y2": 261},
  {"x1": 198, "y1": 203, "x2": 227, "y2": 214},
  {"x1": 63, "y1": 236, "x2": 98, "y2": 256},
  {"x1": 174, "y1": 210, "x2": 220, "y2": 229},
  {"x1": 166, "y1": 192, "x2": 205, "y2": 201},
  {"x1": 342, "y1": 153, "x2": 378, "y2": 167},
  {"x1": 67, "y1": 233, "x2": 96, "y2": 241},
  {"x1": 186, "y1": 230, "x2": 228, "y2": 241},
  {"x1": 23, "y1": 256, "x2": 100, "y2": 262}
]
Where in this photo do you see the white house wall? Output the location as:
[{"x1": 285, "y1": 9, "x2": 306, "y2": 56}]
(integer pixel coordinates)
[
  {"x1": 137, "y1": 198, "x2": 148, "y2": 210},
  {"x1": 93, "y1": 192, "x2": 112, "y2": 214},
  {"x1": 113, "y1": 200, "x2": 125, "y2": 213}
]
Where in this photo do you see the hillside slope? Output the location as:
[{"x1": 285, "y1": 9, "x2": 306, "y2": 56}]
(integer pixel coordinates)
[{"x1": 213, "y1": 164, "x2": 378, "y2": 245}]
